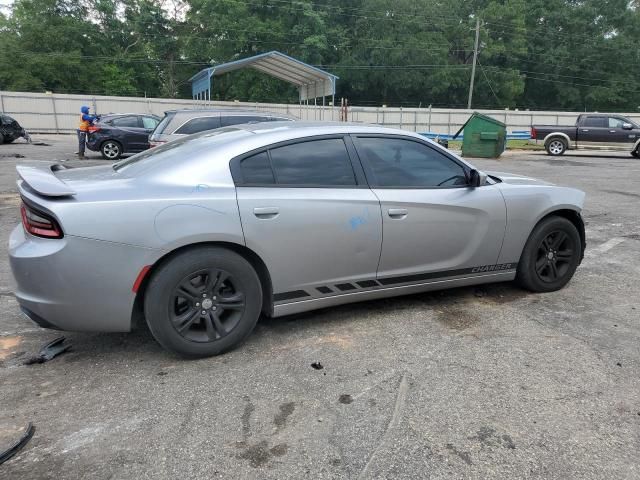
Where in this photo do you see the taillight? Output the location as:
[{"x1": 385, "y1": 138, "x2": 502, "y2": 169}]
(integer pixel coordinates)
[
  {"x1": 88, "y1": 126, "x2": 100, "y2": 134},
  {"x1": 531, "y1": 127, "x2": 537, "y2": 140},
  {"x1": 20, "y1": 202, "x2": 63, "y2": 238},
  {"x1": 149, "y1": 140, "x2": 166, "y2": 148}
]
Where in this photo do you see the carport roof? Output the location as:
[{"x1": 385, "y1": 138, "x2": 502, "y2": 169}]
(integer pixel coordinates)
[{"x1": 189, "y1": 51, "x2": 338, "y2": 101}]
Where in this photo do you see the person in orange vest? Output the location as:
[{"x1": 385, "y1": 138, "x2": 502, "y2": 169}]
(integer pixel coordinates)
[{"x1": 77, "y1": 105, "x2": 98, "y2": 159}]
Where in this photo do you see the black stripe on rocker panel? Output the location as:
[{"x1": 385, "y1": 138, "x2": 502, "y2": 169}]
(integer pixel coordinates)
[
  {"x1": 378, "y1": 263, "x2": 518, "y2": 286},
  {"x1": 273, "y1": 290, "x2": 310, "y2": 302}
]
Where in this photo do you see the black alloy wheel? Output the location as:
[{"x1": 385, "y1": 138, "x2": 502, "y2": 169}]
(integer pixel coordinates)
[
  {"x1": 144, "y1": 246, "x2": 262, "y2": 357},
  {"x1": 533, "y1": 230, "x2": 575, "y2": 284},
  {"x1": 516, "y1": 216, "x2": 582, "y2": 292},
  {"x1": 170, "y1": 268, "x2": 245, "y2": 342}
]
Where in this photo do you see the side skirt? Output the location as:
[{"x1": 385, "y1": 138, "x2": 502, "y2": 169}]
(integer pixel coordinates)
[{"x1": 272, "y1": 271, "x2": 516, "y2": 318}]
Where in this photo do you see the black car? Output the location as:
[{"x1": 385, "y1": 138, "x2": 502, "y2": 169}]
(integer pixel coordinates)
[
  {"x1": 86, "y1": 113, "x2": 161, "y2": 159},
  {"x1": 0, "y1": 114, "x2": 29, "y2": 144}
]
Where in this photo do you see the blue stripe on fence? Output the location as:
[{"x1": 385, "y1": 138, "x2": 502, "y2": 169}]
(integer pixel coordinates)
[{"x1": 420, "y1": 130, "x2": 531, "y2": 141}]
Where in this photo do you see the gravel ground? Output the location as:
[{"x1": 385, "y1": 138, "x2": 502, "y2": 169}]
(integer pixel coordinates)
[{"x1": 0, "y1": 135, "x2": 638, "y2": 479}]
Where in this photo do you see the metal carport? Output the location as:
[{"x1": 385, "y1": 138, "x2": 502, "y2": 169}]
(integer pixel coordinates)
[{"x1": 189, "y1": 51, "x2": 338, "y2": 114}]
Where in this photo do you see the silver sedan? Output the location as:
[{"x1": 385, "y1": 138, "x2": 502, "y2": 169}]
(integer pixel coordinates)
[{"x1": 9, "y1": 122, "x2": 586, "y2": 357}]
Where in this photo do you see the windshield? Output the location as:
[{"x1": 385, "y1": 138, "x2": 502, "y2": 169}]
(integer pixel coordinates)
[{"x1": 113, "y1": 127, "x2": 246, "y2": 173}]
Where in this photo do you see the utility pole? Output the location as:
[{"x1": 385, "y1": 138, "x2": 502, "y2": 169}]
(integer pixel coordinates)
[{"x1": 467, "y1": 17, "x2": 481, "y2": 109}]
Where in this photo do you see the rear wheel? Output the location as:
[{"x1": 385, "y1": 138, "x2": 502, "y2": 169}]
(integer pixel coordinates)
[
  {"x1": 545, "y1": 137, "x2": 567, "y2": 156},
  {"x1": 516, "y1": 216, "x2": 582, "y2": 292},
  {"x1": 144, "y1": 247, "x2": 263, "y2": 357},
  {"x1": 100, "y1": 140, "x2": 122, "y2": 160}
]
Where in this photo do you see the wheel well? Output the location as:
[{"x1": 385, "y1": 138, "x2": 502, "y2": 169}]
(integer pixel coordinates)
[
  {"x1": 544, "y1": 135, "x2": 568, "y2": 146},
  {"x1": 536, "y1": 209, "x2": 586, "y2": 262},
  {"x1": 131, "y1": 242, "x2": 274, "y2": 330}
]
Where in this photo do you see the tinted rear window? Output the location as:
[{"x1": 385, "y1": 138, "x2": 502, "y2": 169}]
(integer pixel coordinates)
[
  {"x1": 174, "y1": 116, "x2": 222, "y2": 135},
  {"x1": 269, "y1": 139, "x2": 356, "y2": 186}
]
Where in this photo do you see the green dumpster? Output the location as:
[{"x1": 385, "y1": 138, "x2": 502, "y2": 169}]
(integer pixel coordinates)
[{"x1": 453, "y1": 112, "x2": 506, "y2": 158}]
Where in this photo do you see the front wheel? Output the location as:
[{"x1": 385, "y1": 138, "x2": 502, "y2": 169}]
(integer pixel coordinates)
[
  {"x1": 516, "y1": 216, "x2": 582, "y2": 293},
  {"x1": 545, "y1": 137, "x2": 567, "y2": 156},
  {"x1": 144, "y1": 247, "x2": 263, "y2": 357},
  {"x1": 632, "y1": 147, "x2": 640, "y2": 159},
  {"x1": 101, "y1": 140, "x2": 122, "y2": 160}
]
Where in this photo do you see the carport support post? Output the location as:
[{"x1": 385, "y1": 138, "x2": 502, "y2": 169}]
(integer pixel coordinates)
[
  {"x1": 0, "y1": 92, "x2": 4, "y2": 113},
  {"x1": 428, "y1": 104, "x2": 432, "y2": 132}
]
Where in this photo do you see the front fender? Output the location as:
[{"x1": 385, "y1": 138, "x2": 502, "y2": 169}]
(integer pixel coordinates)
[{"x1": 496, "y1": 184, "x2": 585, "y2": 264}]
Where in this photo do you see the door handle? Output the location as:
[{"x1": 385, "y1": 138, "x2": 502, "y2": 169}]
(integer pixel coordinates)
[
  {"x1": 609, "y1": 130, "x2": 616, "y2": 133},
  {"x1": 581, "y1": 129, "x2": 589, "y2": 132},
  {"x1": 253, "y1": 207, "x2": 279, "y2": 219},
  {"x1": 388, "y1": 208, "x2": 408, "y2": 219}
]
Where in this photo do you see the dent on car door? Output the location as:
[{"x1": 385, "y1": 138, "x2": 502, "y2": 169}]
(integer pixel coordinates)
[
  {"x1": 353, "y1": 136, "x2": 508, "y2": 283},
  {"x1": 233, "y1": 136, "x2": 383, "y2": 301}
]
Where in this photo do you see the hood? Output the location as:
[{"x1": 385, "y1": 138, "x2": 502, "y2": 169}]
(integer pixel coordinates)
[{"x1": 486, "y1": 171, "x2": 554, "y2": 186}]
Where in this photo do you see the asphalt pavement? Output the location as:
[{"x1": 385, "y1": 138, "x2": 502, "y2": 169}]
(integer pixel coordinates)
[{"x1": 0, "y1": 135, "x2": 638, "y2": 479}]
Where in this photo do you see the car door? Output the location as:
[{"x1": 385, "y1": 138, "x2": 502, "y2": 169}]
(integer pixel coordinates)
[
  {"x1": 577, "y1": 116, "x2": 608, "y2": 148},
  {"x1": 352, "y1": 135, "x2": 507, "y2": 283},
  {"x1": 110, "y1": 115, "x2": 147, "y2": 152},
  {"x1": 606, "y1": 117, "x2": 639, "y2": 150},
  {"x1": 234, "y1": 136, "x2": 382, "y2": 301}
]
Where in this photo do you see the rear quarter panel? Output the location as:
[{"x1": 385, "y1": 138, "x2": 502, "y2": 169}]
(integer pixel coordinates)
[{"x1": 496, "y1": 183, "x2": 585, "y2": 264}]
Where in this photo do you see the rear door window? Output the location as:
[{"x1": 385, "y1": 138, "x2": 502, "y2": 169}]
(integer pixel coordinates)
[
  {"x1": 240, "y1": 151, "x2": 276, "y2": 184},
  {"x1": 269, "y1": 138, "x2": 356, "y2": 186},
  {"x1": 174, "y1": 116, "x2": 221, "y2": 135},
  {"x1": 221, "y1": 115, "x2": 269, "y2": 127},
  {"x1": 111, "y1": 116, "x2": 141, "y2": 128},
  {"x1": 583, "y1": 116, "x2": 606, "y2": 128}
]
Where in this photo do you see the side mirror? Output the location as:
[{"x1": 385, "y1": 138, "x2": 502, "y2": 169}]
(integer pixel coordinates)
[
  {"x1": 622, "y1": 123, "x2": 633, "y2": 130},
  {"x1": 468, "y1": 169, "x2": 487, "y2": 187}
]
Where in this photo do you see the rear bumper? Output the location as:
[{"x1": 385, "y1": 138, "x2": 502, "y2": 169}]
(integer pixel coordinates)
[
  {"x1": 9, "y1": 225, "x2": 159, "y2": 332},
  {"x1": 85, "y1": 134, "x2": 102, "y2": 151}
]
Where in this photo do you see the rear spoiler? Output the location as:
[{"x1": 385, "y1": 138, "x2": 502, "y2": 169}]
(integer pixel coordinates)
[{"x1": 16, "y1": 165, "x2": 76, "y2": 197}]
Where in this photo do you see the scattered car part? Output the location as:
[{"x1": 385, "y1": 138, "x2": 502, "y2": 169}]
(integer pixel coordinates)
[
  {"x1": 0, "y1": 422, "x2": 35, "y2": 465},
  {"x1": 0, "y1": 114, "x2": 30, "y2": 144},
  {"x1": 23, "y1": 336, "x2": 71, "y2": 365}
]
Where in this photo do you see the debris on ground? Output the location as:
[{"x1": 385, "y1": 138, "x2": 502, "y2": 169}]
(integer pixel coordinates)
[
  {"x1": 311, "y1": 362, "x2": 323, "y2": 370},
  {"x1": 0, "y1": 153, "x2": 25, "y2": 159},
  {"x1": 31, "y1": 142, "x2": 51, "y2": 146},
  {"x1": 338, "y1": 394, "x2": 353, "y2": 404},
  {"x1": 23, "y1": 337, "x2": 71, "y2": 365},
  {"x1": 0, "y1": 422, "x2": 35, "y2": 465}
]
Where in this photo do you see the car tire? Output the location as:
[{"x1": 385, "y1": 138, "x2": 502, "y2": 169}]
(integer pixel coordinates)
[
  {"x1": 516, "y1": 216, "x2": 582, "y2": 293},
  {"x1": 545, "y1": 137, "x2": 567, "y2": 156},
  {"x1": 4, "y1": 137, "x2": 15, "y2": 144},
  {"x1": 0, "y1": 133, "x2": 4, "y2": 145},
  {"x1": 144, "y1": 247, "x2": 263, "y2": 358},
  {"x1": 100, "y1": 140, "x2": 123, "y2": 160},
  {"x1": 632, "y1": 147, "x2": 640, "y2": 159}
]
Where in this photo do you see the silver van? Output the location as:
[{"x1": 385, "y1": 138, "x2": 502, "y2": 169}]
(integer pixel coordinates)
[{"x1": 149, "y1": 108, "x2": 294, "y2": 147}]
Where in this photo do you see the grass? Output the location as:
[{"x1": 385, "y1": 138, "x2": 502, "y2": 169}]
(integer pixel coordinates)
[{"x1": 447, "y1": 139, "x2": 544, "y2": 151}]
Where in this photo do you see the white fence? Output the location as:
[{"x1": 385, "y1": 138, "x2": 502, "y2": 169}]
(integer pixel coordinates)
[{"x1": 2, "y1": 90, "x2": 640, "y2": 136}]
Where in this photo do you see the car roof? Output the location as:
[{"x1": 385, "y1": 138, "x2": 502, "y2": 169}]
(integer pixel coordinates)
[
  {"x1": 165, "y1": 108, "x2": 293, "y2": 117},
  {"x1": 233, "y1": 120, "x2": 417, "y2": 136}
]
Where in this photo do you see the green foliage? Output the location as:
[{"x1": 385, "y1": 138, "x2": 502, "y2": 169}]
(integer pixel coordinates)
[{"x1": 0, "y1": 0, "x2": 638, "y2": 111}]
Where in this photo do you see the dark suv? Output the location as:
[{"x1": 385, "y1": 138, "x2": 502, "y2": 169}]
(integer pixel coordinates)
[
  {"x1": 0, "y1": 114, "x2": 29, "y2": 144},
  {"x1": 86, "y1": 113, "x2": 161, "y2": 159}
]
